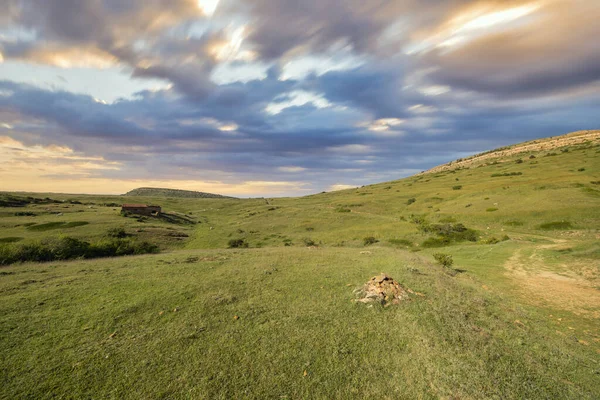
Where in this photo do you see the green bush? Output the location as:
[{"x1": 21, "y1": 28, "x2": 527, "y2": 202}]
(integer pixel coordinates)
[
  {"x1": 335, "y1": 207, "x2": 351, "y2": 213},
  {"x1": 406, "y1": 198, "x2": 416, "y2": 205},
  {"x1": 363, "y1": 236, "x2": 378, "y2": 246},
  {"x1": 227, "y1": 239, "x2": 248, "y2": 248},
  {"x1": 422, "y1": 237, "x2": 450, "y2": 248},
  {"x1": 107, "y1": 227, "x2": 128, "y2": 238},
  {"x1": 483, "y1": 237, "x2": 500, "y2": 244},
  {"x1": 419, "y1": 222, "x2": 477, "y2": 242},
  {"x1": 491, "y1": 172, "x2": 522, "y2": 177},
  {"x1": 486, "y1": 207, "x2": 498, "y2": 212},
  {"x1": 302, "y1": 238, "x2": 316, "y2": 247},
  {"x1": 0, "y1": 236, "x2": 158, "y2": 265},
  {"x1": 452, "y1": 185, "x2": 462, "y2": 190},
  {"x1": 433, "y1": 253, "x2": 453, "y2": 267}
]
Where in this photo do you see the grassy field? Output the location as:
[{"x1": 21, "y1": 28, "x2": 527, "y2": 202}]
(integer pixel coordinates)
[{"x1": 1, "y1": 131, "x2": 599, "y2": 398}]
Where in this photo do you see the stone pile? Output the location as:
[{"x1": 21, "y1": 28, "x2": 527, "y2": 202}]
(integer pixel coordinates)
[{"x1": 355, "y1": 273, "x2": 411, "y2": 306}]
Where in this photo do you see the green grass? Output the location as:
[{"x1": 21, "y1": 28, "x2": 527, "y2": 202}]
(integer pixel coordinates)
[
  {"x1": 537, "y1": 221, "x2": 574, "y2": 230},
  {"x1": 0, "y1": 237, "x2": 23, "y2": 243},
  {"x1": 26, "y1": 221, "x2": 90, "y2": 231},
  {"x1": 1, "y1": 248, "x2": 598, "y2": 399},
  {"x1": 0, "y1": 131, "x2": 599, "y2": 398}
]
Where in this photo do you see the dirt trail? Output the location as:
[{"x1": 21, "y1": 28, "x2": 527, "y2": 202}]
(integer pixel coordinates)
[{"x1": 504, "y1": 240, "x2": 600, "y2": 318}]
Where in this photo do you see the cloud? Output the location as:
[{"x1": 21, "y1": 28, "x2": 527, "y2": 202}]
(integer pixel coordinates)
[
  {"x1": 0, "y1": 0, "x2": 599, "y2": 196},
  {"x1": 418, "y1": 1, "x2": 600, "y2": 96},
  {"x1": 328, "y1": 184, "x2": 356, "y2": 191}
]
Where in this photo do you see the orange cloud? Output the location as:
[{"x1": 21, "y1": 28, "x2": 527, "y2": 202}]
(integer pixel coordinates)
[{"x1": 0, "y1": 136, "x2": 309, "y2": 196}]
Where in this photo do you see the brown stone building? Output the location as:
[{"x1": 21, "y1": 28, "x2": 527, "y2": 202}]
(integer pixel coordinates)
[{"x1": 121, "y1": 204, "x2": 161, "y2": 216}]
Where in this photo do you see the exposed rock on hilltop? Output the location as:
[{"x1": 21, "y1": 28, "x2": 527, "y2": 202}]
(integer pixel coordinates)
[{"x1": 423, "y1": 129, "x2": 600, "y2": 175}]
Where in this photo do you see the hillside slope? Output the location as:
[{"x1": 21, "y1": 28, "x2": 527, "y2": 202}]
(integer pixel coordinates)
[
  {"x1": 424, "y1": 129, "x2": 600, "y2": 174},
  {"x1": 1, "y1": 130, "x2": 599, "y2": 399}
]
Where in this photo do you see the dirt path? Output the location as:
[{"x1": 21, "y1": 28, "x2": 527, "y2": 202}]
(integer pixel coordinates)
[{"x1": 504, "y1": 240, "x2": 600, "y2": 318}]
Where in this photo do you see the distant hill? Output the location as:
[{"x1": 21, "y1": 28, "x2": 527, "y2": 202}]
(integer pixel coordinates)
[{"x1": 124, "y1": 187, "x2": 235, "y2": 199}]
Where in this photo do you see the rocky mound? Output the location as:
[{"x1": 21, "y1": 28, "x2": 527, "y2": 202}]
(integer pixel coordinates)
[{"x1": 354, "y1": 273, "x2": 412, "y2": 306}]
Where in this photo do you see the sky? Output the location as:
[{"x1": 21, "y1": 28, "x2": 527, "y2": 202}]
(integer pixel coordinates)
[{"x1": 0, "y1": 0, "x2": 599, "y2": 197}]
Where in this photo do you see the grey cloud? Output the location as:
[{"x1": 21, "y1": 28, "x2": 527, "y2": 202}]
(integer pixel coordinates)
[{"x1": 422, "y1": 1, "x2": 600, "y2": 97}]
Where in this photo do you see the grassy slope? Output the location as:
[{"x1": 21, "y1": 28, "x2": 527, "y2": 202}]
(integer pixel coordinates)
[{"x1": 1, "y1": 132, "x2": 599, "y2": 398}]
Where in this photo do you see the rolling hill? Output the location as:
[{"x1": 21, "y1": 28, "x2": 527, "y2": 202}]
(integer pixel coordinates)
[
  {"x1": 1, "y1": 130, "x2": 599, "y2": 399},
  {"x1": 124, "y1": 187, "x2": 235, "y2": 199}
]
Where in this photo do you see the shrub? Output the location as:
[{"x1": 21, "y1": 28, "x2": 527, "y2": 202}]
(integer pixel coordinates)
[
  {"x1": 228, "y1": 238, "x2": 248, "y2": 248},
  {"x1": 406, "y1": 198, "x2": 416, "y2": 205},
  {"x1": 433, "y1": 253, "x2": 453, "y2": 267},
  {"x1": 491, "y1": 172, "x2": 522, "y2": 177},
  {"x1": 515, "y1": 159, "x2": 523, "y2": 164},
  {"x1": 422, "y1": 237, "x2": 450, "y2": 248},
  {"x1": 302, "y1": 238, "x2": 316, "y2": 247},
  {"x1": 452, "y1": 185, "x2": 462, "y2": 190},
  {"x1": 486, "y1": 207, "x2": 498, "y2": 212},
  {"x1": 0, "y1": 236, "x2": 158, "y2": 265},
  {"x1": 107, "y1": 227, "x2": 128, "y2": 238},
  {"x1": 14, "y1": 212, "x2": 36, "y2": 216},
  {"x1": 483, "y1": 237, "x2": 500, "y2": 244},
  {"x1": 578, "y1": 168, "x2": 585, "y2": 172},
  {"x1": 336, "y1": 207, "x2": 351, "y2": 213},
  {"x1": 409, "y1": 214, "x2": 427, "y2": 225},
  {"x1": 529, "y1": 154, "x2": 536, "y2": 159},
  {"x1": 363, "y1": 236, "x2": 378, "y2": 246}
]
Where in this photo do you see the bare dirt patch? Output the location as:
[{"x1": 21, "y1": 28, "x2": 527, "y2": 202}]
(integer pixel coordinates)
[{"x1": 504, "y1": 242, "x2": 600, "y2": 318}]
